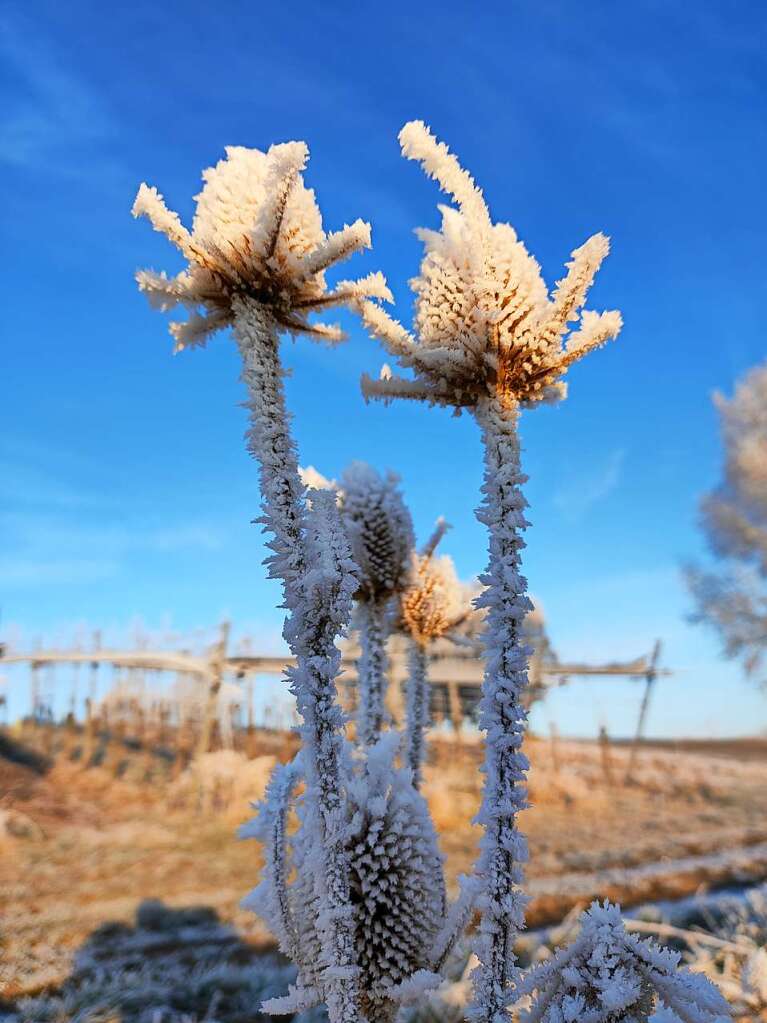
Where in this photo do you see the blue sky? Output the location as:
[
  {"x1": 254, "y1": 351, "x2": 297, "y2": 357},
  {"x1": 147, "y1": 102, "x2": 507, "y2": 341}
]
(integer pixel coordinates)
[{"x1": 2, "y1": 0, "x2": 766, "y2": 736}]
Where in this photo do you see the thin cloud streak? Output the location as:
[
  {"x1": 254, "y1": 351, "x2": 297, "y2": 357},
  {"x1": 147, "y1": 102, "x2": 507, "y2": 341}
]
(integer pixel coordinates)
[
  {"x1": 0, "y1": 11, "x2": 119, "y2": 180},
  {"x1": 553, "y1": 448, "x2": 626, "y2": 521}
]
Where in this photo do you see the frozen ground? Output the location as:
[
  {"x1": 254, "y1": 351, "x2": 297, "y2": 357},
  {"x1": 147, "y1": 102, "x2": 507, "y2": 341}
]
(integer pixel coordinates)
[{"x1": 1, "y1": 729, "x2": 766, "y2": 1017}]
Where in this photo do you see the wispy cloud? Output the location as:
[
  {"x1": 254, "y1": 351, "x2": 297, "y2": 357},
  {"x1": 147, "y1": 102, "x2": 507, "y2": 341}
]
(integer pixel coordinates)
[
  {"x1": 1, "y1": 437, "x2": 227, "y2": 587},
  {"x1": 1, "y1": 513, "x2": 226, "y2": 588},
  {"x1": 0, "y1": 12, "x2": 119, "y2": 180},
  {"x1": 553, "y1": 448, "x2": 626, "y2": 521},
  {"x1": 0, "y1": 556, "x2": 120, "y2": 587},
  {"x1": 0, "y1": 461, "x2": 114, "y2": 511}
]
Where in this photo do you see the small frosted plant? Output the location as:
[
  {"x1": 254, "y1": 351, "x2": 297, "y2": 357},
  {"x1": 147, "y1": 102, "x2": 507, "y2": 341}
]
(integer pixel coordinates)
[
  {"x1": 133, "y1": 142, "x2": 389, "y2": 1023},
  {"x1": 359, "y1": 120, "x2": 622, "y2": 1022},
  {"x1": 246, "y1": 466, "x2": 469, "y2": 1022},
  {"x1": 244, "y1": 731, "x2": 450, "y2": 1023},
  {"x1": 337, "y1": 462, "x2": 415, "y2": 745},
  {"x1": 515, "y1": 901, "x2": 731, "y2": 1023},
  {"x1": 400, "y1": 528, "x2": 465, "y2": 787}
]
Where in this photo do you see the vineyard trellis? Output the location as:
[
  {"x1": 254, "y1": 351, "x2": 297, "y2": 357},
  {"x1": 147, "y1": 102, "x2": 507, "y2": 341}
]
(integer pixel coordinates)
[{"x1": 1, "y1": 623, "x2": 671, "y2": 751}]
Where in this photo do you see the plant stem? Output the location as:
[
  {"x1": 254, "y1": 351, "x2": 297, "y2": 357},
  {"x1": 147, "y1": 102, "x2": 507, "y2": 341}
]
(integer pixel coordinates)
[
  {"x1": 232, "y1": 296, "x2": 361, "y2": 1023},
  {"x1": 356, "y1": 599, "x2": 389, "y2": 746},
  {"x1": 404, "y1": 638, "x2": 429, "y2": 788},
  {"x1": 468, "y1": 395, "x2": 532, "y2": 1023}
]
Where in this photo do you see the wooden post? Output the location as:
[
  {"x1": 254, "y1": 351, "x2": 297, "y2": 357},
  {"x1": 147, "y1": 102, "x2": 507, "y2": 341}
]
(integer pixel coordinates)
[
  {"x1": 196, "y1": 622, "x2": 230, "y2": 759},
  {"x1": 447, "y1": 680, "x2": 463, "y2": 740},
  {"x1": 69, "y1": 664, "x2": 79, "y2": 722},
  {"x1": 599, "y1": 725, "x2": 615, "y2": 787},
  {"x1": 625, "y1": 640, "x2": 661, "y2": 784},
  {"x1": 549, "y1": 720, "x2": 561, "y2": 776},
  {"x1": 30, "y1": 662, "x2": 40, "y2": 724},
  {"x1": 89, "y1": 630, "x2": 101, "y2": 706},
  {"x1": 82, "y1": 697, "x2": 95, "y2": 766}
]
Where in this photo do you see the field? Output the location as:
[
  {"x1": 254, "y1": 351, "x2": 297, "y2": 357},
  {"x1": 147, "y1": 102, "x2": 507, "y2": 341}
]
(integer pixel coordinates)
[{"x1": 2, "y1": 724, "x2": 767, "y2": 1020}]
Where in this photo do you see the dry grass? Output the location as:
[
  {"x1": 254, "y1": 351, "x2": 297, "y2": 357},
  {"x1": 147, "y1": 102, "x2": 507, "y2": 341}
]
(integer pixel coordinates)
[{"x1": 1, "y1": 726, "x2": 767, "y2": 1013}]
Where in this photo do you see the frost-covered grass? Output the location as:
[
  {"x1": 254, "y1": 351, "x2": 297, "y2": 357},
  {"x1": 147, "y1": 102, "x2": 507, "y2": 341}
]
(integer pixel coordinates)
[
  {"x1": 681, "y1": 884, "x2": 767, "y2": 1016},
  {"x1": 1, "y1": 900, "x2": 317, "y2": 1023}
]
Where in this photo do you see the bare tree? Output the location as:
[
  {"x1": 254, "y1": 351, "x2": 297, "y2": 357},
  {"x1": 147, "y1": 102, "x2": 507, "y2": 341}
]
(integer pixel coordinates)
[{"x1": 687, "y1": 361, "x2": 767, "y2": 688}]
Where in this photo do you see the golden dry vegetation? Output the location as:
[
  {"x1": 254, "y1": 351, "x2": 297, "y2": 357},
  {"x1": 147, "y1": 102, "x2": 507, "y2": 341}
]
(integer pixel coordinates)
[{"x1": 2, "y1": 724, "x2": 767, "y2": 1007}]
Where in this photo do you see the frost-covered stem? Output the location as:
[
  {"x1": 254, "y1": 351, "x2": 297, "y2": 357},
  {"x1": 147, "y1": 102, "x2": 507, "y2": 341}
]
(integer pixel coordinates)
[
  {"x1": 467, "y1": 396, "x2": 532, "y2": 1023},
  {"x1": 231, "y1": 296, "x2": 361, "y2": 1023},
  {"x1": 233, "y1": 297, "x2": 307, "y2": 604},
  {"x1": 404, "y1": 639, "x2": 429, "y2": 788},
  {"x1": 356, "y1": 599, "x2": 389, "y2": 746},
  {"x1": 241, "y1": 759, "x2": 301, "y2": 962}
]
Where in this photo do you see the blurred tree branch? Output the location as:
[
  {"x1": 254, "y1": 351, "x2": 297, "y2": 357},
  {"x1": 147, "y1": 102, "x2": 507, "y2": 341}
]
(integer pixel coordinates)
[{"x1": 687, "y1": 361, "x2": 767, "y2": 688}]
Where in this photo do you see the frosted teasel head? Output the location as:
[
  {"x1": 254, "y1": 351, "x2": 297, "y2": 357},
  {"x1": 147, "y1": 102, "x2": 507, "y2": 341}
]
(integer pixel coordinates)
[
  {"x1": 360, "y1": 121, "x2": 622, "y2": 412},
  {"x1": 249, "y1": 734, "x2": 448, "y2": 1023},
  {"x1": 337, "y1": 462, "x2": 415, "y2": 602},
  {"x1": 132, "y1": 143, "x2": 391, "y2": 352}
]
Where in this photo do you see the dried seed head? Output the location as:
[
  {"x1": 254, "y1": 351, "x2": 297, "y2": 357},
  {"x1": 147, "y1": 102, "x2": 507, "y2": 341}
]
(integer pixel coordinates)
[
  {"x1": 133, "y1": 143, "x2": 390, "y2": 352},
  {"x1": 401, "y1": 552, "x2": 465, "y2": 644},
  {"x1": 338, "y1": 462, "x2": 415, "y2": 602},
  {"x1": 360, "y1": 121, "x2": 622, "y2": 413}
]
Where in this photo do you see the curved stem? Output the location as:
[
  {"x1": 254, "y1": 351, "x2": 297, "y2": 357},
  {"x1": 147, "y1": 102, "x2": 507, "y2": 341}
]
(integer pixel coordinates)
[
  {"x1": 404, "y1": 638, "x2": 429, "y2": 788},
  {"x1": 356, "y1": 599, "x2": 389, "y2": 746},
  {"x1": 232, "y1": 296, "x2": 361, "y2": 1023},
  {"x1": 468, "y1": 396, "x2": 532, "y2": 1023}
]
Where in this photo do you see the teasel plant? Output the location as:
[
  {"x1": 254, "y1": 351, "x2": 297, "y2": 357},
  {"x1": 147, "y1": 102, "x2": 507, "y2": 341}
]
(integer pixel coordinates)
[
  {"x1": 282, "y1": 468, "x2": 478, "y2": 1018},
  {"x1": 133, "y1": 145, "x2": 477, "y2": 1023},
  {"x1": 132, "y1": 141, "x2": 391, "y2": 1023},
  {"x1": 398, "y1": 521, "x2": 467, "y2": 788},
  {"x1": 356, "y1": 119, "x2": 627, "y2": 1022},
  {"x1": 359, "y1": 119, "x2": 731, "y2": 1023}
]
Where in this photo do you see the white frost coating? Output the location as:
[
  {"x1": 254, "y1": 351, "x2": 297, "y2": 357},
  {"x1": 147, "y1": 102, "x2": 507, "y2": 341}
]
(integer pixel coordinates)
[
  {"x1": 403, "y1": 639, "x2": 429, "y2": 788},
  {"x1": 132, "y1": 141, "x2": 391, "y2": 1023},
  {"x1": 383, "y1": 969, "x2": 444, "y2": 1006},
  {"x1": 428, "y1": 874, "x2": 482, "y2": 975},
  {"x1": 399, "y1": 120, "x2": 491, "y2": 245},
  {"x1": 239, "y1": 759, "x2": 301, "y2": 962},
  {"x1": 354, "y1": 599, "x2": 391, "y2": 747},
  {"x1": 516, "y1": 901, "x2": 731, "y2": 1023},
  {"x1": 284, "y1": 487, "x2": 362, "y2": 1023},
  {"x1": 361, "y1": 122, "x2": 623, "y2": 1023},
  {"x1": 467, "y1": 397, "x2": 533, "y2": 1021}
]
